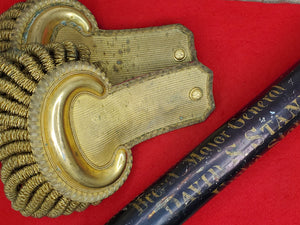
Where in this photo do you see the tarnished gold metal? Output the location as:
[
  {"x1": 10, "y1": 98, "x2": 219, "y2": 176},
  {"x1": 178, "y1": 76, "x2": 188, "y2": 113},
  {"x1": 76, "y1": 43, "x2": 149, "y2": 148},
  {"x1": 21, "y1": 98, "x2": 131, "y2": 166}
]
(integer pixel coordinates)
[
  {"x1": 29, "y1": 61, "x2": 214, "y2": 203},
  {"x1": 0, "y1": 0, "x2": 98, "y2": 52},
  {"x1": 55, "y1": 24, "x2": 196, "y2": 84},
  {"x1": 0, "y1": 0, "x2": 196, "y2": 84},
  {"x1": 0, "y1": 0, "x2": 215, "y2": 218}
]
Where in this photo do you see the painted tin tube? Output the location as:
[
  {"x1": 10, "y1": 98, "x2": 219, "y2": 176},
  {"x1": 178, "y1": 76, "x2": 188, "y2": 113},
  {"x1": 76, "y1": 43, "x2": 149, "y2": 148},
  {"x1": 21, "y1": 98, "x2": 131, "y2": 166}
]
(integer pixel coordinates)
[{"x1": 106, "y1": 63, "x2": 300, "y2": 225}]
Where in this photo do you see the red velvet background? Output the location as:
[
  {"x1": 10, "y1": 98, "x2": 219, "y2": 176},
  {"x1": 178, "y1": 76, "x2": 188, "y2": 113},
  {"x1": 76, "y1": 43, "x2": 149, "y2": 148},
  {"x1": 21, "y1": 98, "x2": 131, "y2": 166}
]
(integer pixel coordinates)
[{"x1": 0, "y1": 0, "x2": 300, "y2": 224}]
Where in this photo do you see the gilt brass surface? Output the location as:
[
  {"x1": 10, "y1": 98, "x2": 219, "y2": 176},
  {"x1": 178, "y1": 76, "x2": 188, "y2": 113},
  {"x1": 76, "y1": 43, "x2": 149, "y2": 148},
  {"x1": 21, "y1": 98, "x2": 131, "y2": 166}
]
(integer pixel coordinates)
[
  {"x1": 0, "y1": 0, "x2": 99, "y2": 52},
  {"x1": 3, "y1": 0, "x2": 196, "y2": 84},
  {"x1": 29, "y1": 61, "x2": 214, "y2": 203},
  {"x1": 55, "y1": 24, "x2": 195, "y2": 84},
  {"x1": 24, "y1": 6, "x2": 95, "y2": 45},
  {"x1": 11, "y1": 0, "x2": 98, "y2": 47}
]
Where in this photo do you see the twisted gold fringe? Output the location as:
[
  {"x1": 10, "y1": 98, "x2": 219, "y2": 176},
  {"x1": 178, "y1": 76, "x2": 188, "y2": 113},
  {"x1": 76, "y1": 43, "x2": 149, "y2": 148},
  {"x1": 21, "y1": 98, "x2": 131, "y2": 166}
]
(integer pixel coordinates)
[
  {"x1": 0, "y1": 96, "x2": 28, "y2": 117},
  {"x1": 1, "y1": 153, "x2": 34, "y2": 183},
  {"x1": 45, "y1": 42, "x2": 67, "y2": 66},
  {"x1": 76, "y1": 43, "x2": 91, "y2": 62},
  {"x1": 31, "y1": 190, "x2": 61, "y2": 218},
  {"x1": 20, "y1": 182, "x2": 52, "y2": 217},
  {"x1": 0, "y1": 129, "x2": 29, "y2": 149},
  {"x1": 3, "y1": 49, "x2": 45, "y2": 82},
  {"x1": 22, "y1": 44, "x2": 56, "y2": 73},
  {"x1": 0, "y1": 20, "x2": 15, "y2": 30},
  {"x1": 75, "y1": 203, "x2": 90, "y2": 212},
  {"x1": 10, "y1": 2, "x2": 30, "y2": 10},
  {"x1": 61, "y1": 41, "x2": 78, "y2": 61},
  {"x1": 0, "y1": 9, "x2": 22, "y2": 21},
  {"x1": 0, "y1": 124, "x2": 8, "y2": 131},
  {"x1": 0, "y1": 30, "x2": 12, "y2": 41},
  {"x1": 0, "y1": 41, "x2": 96, "y2": 217},
  {"x1": 12, "y1": 173, "x2": 46, "y2": 211},
  {"x1": 0, "y1": 55, "x2": 37, "y2": 92},
  {"x1": 0, "y1": 2, "x2": 32, "y2": 52},
  {"x1": 0, "y1": 141, "x2": 31, "y2": 161},
  {"x1": 63, "y1": 201, "x2": 81, "y2": 216},
  {"x1": 4, "y1": 164, "x2": 40, "y2": 201},
  {"x1": 0, "y1": 79, "x2": 31, "y2": 105},
  {"x1": 0, "y1": 41, "x2": 11, "y2": 52},
  {"x1": 0, "y1": 113, "x2": 27, "y2": 129},
  {"x1": 47, "y1": 197, "x2": 71, "y2": 218}
]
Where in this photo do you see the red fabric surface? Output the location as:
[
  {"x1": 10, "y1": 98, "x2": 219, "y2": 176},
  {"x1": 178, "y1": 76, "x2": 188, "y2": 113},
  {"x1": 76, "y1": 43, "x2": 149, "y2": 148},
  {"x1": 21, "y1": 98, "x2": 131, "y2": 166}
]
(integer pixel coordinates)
[{"x1": 0, "y1": 0, "x2": 300, "y2": 224}]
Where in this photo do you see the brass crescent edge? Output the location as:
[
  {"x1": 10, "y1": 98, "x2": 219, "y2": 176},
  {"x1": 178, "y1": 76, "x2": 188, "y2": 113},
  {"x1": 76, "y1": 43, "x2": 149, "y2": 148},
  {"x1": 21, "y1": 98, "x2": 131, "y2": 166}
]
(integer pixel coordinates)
[
  {"x1": 11, "y1": 0, "x2": 98, "y2": 48},
  {"x1": 28, "y1": 61, "x2": 133, "y2": 203}
]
